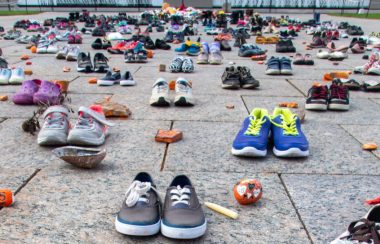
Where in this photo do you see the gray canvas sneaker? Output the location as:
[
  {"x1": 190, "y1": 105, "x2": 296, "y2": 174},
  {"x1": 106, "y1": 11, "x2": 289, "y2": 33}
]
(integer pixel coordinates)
[
  {"x1": 67, "y1": 105, "x2": 115, "y2": 146},
  {"x1": 37, "y1": 106, "x2": 70, "y2": 146},
  {"x1": 115, "y1": 172, "x2": 161, "y2": 236},
  {"x1": 161, "y1": 175, "x2": 207, "y2": 239}
]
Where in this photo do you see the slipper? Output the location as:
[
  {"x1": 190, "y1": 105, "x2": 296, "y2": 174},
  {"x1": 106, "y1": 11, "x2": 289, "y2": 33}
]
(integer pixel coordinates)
[{"x1": 304, "y1": 54, "x2": 314, "y2": 65}]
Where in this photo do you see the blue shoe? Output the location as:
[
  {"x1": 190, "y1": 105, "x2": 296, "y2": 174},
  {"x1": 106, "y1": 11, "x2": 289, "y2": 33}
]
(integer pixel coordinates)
[
  {"x1": 231, "y1": 108, "x2": 271, "y2": 157},
  {"x1": 175, "y1": 43, "x2": 188, "y2": 53},
  {"x1": 186, "y1": 43, "x2": 200, "y2": 56},
  {"x1": 270, "y1": 108, "x2": 309, "y2": 157}
]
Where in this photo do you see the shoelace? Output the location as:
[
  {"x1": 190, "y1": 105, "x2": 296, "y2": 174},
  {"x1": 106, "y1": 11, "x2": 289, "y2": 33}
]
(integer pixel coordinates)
[
  {"x1": 75, "y1": 113, "x2": 93, "y2": 129},
  {"x1": 176, "y1": 81, "x2": 190, "y2": 93},
  {"x1": 341, "y1": 218, "x2": 380, "y2": 244},
  {"x1": 245, "y1": 117, "x2": 266, "y2": 136},
  {"x1": 330, "y1": 85, "x2": 348, "y2": 100},
  {"x1": 170, "y1": 186, "x2": 191, "y2": 206},
  {"x1": 125, "y1": 181, "x2": 158, "y2": 207},
  {"x1": 45, "y1": 113, "x2": 65, "y2": 128},
  {"x1": 270, "y1": 114, "x2": 299, "y2": 136},
  {"x1": 310, "y1": 86, "x2": 328, "y2": 99}
]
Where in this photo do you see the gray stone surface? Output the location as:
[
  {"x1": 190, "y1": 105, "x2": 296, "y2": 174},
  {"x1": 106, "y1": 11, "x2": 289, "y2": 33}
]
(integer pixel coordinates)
[{"x1": 341, "y1": 124, "x2": 380, "y2": 158}]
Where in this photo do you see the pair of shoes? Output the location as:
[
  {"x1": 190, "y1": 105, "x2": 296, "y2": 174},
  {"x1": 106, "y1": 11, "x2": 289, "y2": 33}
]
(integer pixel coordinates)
[
  {"x1": 12, "y1": 80, "x2": 61, "y2": 105},
  {"x1": 276, "y1": 39, "x2": 296, "y2": 53},
  {"x1": 221, "y1": 66, "x2": 259, "y2": 89},
  {"x1": 255, "y1": 36, "x2": 279, "y2": 44},
  {"x1": 77, "y1": 52, "x2": 109, "y2": 73},
  {"x1": 150, "y1": 78, "x2": 194, "y2": 106},
  {"x1": 346, "y1": 25, "x2": 364, "y2": 36},
  {"x1": 197, "y1": 42, "x2": 222, "y2": 64},
  {"x1": 0, "y1": 67, "x2": 25, "y2": 85},
  {"x1": 232, "y1": 108, "x2": 309, "y2": 157},
  {"x1": 97, "y1": 70, "x2": 136, "y2": 86},
  {"x1": 115, "y1": 173, "x2": 206, "y2": 239},
  {"x1": 37, "y1": 40, "x2": 58, "y2": 54},
  {"x1": 317, "y1": 50, "x2": 348, "y2": 61},
  {"x1": 56, "y1": 46, "x2": 80, "y2": 61},
  {"x1": 238, "y1": 44, "x2": 266, "y2": 57},
  {"x1": 354, "y1": 53, "x2": 380, "y2": 75},
  {"x1": 169, "y1": 56, "x2": 194, "y2": 73},
  {"x1": 306, "y1": 80, "x2": 350, "y2": 111},
  {"x1": 37, "y1": 105, "x2": 115, "y2": 146},
  {"x1": 67, "y1": 33, "x2": 82, "y2": 44},
  {"x1": 293, "y1": 53, "x2": 314, "y2": 65},
  {"x1": 265, "y1": 57, "x2": 293, "y2": 75},
  {"x1": 175, "y1": 38, "x2": 201, "y2": 56},
  {"x1": 91, "y1": 38, "x2": 112, "y2": 50}
]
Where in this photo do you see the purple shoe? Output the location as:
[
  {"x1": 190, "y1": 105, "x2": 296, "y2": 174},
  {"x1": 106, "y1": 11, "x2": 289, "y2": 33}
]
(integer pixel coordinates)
[
  {"x1": 33, "y1": 80, "x2": 62, "y2": 105},
  {"x1": 12, "y1": 79, "x2": 41, "y2": 105}
]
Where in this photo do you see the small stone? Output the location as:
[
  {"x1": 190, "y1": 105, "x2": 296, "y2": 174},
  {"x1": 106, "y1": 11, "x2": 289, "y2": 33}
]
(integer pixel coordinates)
[
  {"x1": 169, "y1": 80, "x2": 176, "y2": 90},
  {"x1": 362, "y1": 143, "x2": 377, "y2": 150},
  {"x1": 226, "y1": 104, "x2": 235, "y2": 109},
  {"x1": 94, "y1": 98, "x2": 132, "y2": 118},
  {"x1": 24, "y1": 69, "x2": 33, "y2": 75},
  {"x1": 20, "y1": 55, "x2": 29, "y2": 60},
  {"x1": 229, "y1": 61, "x2": 235, "y2": 65},
  {"x1": 155, "y1": 130, "x2": 183, "y2": 143},
  {"x1": 159, "y1": 64, "x2": 166, "y2": 72},
  {"x1": 63, "y1": 67, "x2": 71, "y2": 72},
  {"x1": 0, "y1": 95, "x2": 8, "y2": 101},
  {"x1": 26, "y1": 61, "x2": 32, "y2": 65},
  {"x1": 88, "y1": 78, "x2": 97, "y2": 84}
]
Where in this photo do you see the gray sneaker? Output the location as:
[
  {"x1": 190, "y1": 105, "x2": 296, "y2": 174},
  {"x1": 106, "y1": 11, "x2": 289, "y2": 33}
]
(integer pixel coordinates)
[
  {"x1": 161, "y1": 175, "x2": 207, "y2": 239},
  {"x1": 66, "y1": 46, "x2": 80, "y2": 61},
  {"x1": 115, "y1": 172, "x2": 161, "y2": 236},
  {"x1": 37, "y1": 106, "x2": 70, "y2": 146},
  {"x1": 67, "y1": 105, "x2": 115, "y2": 146}
]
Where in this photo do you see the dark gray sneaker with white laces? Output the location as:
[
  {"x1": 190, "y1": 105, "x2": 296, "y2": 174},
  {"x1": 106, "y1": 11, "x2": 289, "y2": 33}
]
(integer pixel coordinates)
[
  {"x1": 77, "y1": 52, "x2": 93, "y2": 72},
  {"x1": 115, "y1": 172, "x2": 161, "y2": 236},
  {"x1": 93, "y1": 53, "x2": 109, "y2": 73},
  {"x1": 237, "y1": 66, "x2": 260, "y2": 89},
  {"x1": 221, "y1": 66, "x2": 240, "y2": 89},
  {"x1": 161, "y1": 175, "x2": 207, "y2": 239}
]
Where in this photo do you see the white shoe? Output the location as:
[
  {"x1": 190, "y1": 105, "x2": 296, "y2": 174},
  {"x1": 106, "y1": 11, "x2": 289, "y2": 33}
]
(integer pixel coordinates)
[
  {"x1": 56, "y1": 46, "x2": 69, "y2": 59},
  {"x1": 0, "y1": 68, "x2": 12, "y2": 85},
  {"x1": 174, "y1": 77, "x2": 194, "y2": 106},
  {"x1": 9, "y1": 67, "x2": 24, "y2": 84},
  {"x1": 66, "y1": 46, "x2": 80, "y2": 61},
  {"x1": 47, "y1": 43, "x2": 58, "y2": 54},
  {"x1": 328, "y1": 51, "x2": 347, "y2": 60},
  {"x1": 37, "y1": 42, "x2": 48, "y2": 53},
  {"x1": 150, "y1": 78, "x2": 170, "y2": 106},
  {"x1": 317, "y1": 50, "x2": 330, "y2": 59}
]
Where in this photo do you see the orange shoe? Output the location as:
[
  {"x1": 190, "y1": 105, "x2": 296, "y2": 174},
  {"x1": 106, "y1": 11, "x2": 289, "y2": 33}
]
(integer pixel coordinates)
[
  {"x1": 323, "y1": 71, "x2": 352, "y2": 81},
  {"x1": 256, "y1": 36, "x2": 266, "y2": 44},
  {"x1": 266, "y1": 36, "x2": 279, "y2": 44}
]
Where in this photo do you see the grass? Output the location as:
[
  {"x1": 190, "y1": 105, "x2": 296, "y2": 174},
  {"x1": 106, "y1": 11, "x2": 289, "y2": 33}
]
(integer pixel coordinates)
[
  {"x1": 329, "y1": 13, "x2": 380, "y2": 19},
  {"x1": 0, "y1": 10, "x2": 43, "y2": 16}
]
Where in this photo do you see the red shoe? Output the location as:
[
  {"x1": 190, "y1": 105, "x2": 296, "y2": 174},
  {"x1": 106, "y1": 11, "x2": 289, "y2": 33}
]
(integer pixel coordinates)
[
  {"x1": 332, "y1": 30, "x2": 340, "y2": 40},
  {"x1": 109, "y1": 41, "x2": 126, "y2": 50},
  {"x1": 75, "y1": 34, "x2": 82, "y2": 44},
  {"x1": 287, "y1": 24, "x2": 294, "y2": 31},
  {"x1": 122, "y1": 41, "x2": 139, "y2": 50},
  {"x1": 68, "y1": 34, "x2": 75, "y2": 44},
  {"x1": 295, "y1": 24, "x2": 301, "y2": 32}
]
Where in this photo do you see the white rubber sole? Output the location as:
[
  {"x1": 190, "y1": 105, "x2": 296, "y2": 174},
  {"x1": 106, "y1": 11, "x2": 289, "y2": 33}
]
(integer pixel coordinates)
[
  {"x1": 37, "y1": 135, "x2": 67, "y2": 146},
  {"x1": 9, "y1": 78, "x2": 24, "y2": 84},
  {"x1": 115, "y1": 217, "x2": 160, "y2": 236},
  {"x1": 97, "y1": 80, "x2": 116, "y2": 86},
  {"x1": 328, "y1": 103, "x2": 349, "y2": 111},
  {"x1": 273, "y1": 147, "x2": 309, "y2": 157},
  {"x1": 120, "y1": 80, "x2": 136, "y2": 86},
  {"x1": 280, "y1": 69, "x2": 293, "y2": 75},
  {"x1": 305, "y1": 103, "x2": 327, "y2": 110},
  {"x1": 67, "y1": 133, "x2": 105, "y2": 146},
  {"x1": 150, "y1": 96, "x2": 171, "y2": 106},
  {"x1": 231, "y1": 147, "x2": 267, "y2": 157},
  {"x1": 161, "y1": 221, "x2": 207, "y2": 239},
  {"x1": 265, "y1": 69, "x2": 281, "y2": 75}
]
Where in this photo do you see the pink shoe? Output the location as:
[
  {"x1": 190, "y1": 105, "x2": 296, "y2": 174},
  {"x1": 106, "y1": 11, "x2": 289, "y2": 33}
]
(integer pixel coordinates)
[
  {"x1": 33, "y1": 80, "x2": 62, "y2": 105},
  {"x1": 13, "y1": 79, "x2": 41, "y2": 105},
  {"x1": 75, "y1": 34, "x2": 82, "y2": 44}
]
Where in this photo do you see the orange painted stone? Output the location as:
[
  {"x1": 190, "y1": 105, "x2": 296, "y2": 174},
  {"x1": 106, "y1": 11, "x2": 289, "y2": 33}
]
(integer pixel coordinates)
[{"x1": 155, "y1": 130, "x2": 183, "y2": 143}]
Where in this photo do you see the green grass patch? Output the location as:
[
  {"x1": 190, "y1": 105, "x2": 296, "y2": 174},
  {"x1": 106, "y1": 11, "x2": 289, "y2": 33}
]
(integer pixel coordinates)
[
  {"x1": 329, "y1": 13, "x2": 380, "y2": 19},
  {"x1": 0, "y1": 10, "x2": 43, "y2": 16}
]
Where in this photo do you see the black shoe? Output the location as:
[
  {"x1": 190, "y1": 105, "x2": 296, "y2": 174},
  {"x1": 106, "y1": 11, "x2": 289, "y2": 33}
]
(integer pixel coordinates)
[
  {"x1": 155, "y1": 39, "x2": 171, "y2": 50},
  {"x1": 305, "y1": 84, "x2": 328, "y2": 110},
  {"x1": 77, "y1": 52, "x2": 93, "y2": 72},
  {"x1": 156, "y1": 25, "x2": 164, "y2": 32},
  {"x1": 97, "y1": 71, "x2": 121, "y2": 86},
  {"x1": 93, "y1": 53, "x2": 109, "y2": 73},
  {"x1": 328, "y1": 80, "x2": 350, "y2": 111},
  {"x1": 102, "y1": 40, "x2": 112, "y2": 49},
  {"x1": 220, "y1": 40, "x2": 231, "y2": 51},
  {"x1": 221, "y1": 66, "x2": 240, "y2": 89},
  {"x1": 233, "y1": 33, "x2": 246, "y2": 48},
  {"x1": 91, "y1": 38, "x2": 103, "y2": 49},
  {"x1": 144, "y1": 36, "x2": 156, "y2": 50},
  {"x1": 237, "y1": 66, "x2": 259, "y2": 89}
]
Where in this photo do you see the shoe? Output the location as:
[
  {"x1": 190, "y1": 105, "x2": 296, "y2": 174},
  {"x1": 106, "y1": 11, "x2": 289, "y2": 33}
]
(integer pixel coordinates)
[
  {"x1": 97, "y1": 71, "x2": 121, "y2": 86},
  {"x1": 161, "y1": 175, "x2": 207, "y2": 239},
  {"x1": 150, "y1": 78, "x2": 170, "y2": 106},
  {"x1": 36, "y1": 41, "x2": 49, "y2": 53},
  {"x1": 305, "y1": 84, "x2": 328, "y2": 110},
  {"x1": 237, "y1": 66, "x2": 259, "y2": 89},
  {"x1": 93, "y1": 53, "x2": 109, "y2": 73},
  {"x1": 169, "y1": 56, "x2": 184, "y2": 73},
  {"x1": 0, "y1": 68, "x2": 12, "y2": 85},
  {"x1": 303, "y1": 54, "x2": 315, "y2": 65},
  {"x1": 174, "y1": 78, "x2": 194, "y2": 106},
  {"x1": 209, "y1": 42, "x2": 223, "y2": 65},
  {"x1": 66, "y1": 46, "x2": 80, "y2": 61},
  {"x1": 233, "y1": 33, "x2": 246, "y2": 48},
  {"x1": 328, "y1": 51, "x2": 348, "y2": 61},
  {"x1": 115, "y1": 172, "x2": 161, "y2": 236},
  {"x1": 67, "y1": 105, "x2": 115, "y2": 146},
  {"x1": 197, "y1": 42, "x2": 209, "y2": 64},
  {"x1": 186, "y1": 43, "x2": 201, "y2": 56},
  {"x1": 77, "y1": 52, "x2": 93, "y2": 72},
  {"x1": 12, "y1": 79, "x2": 41, "y2": 105},
  {"x1": 120, "y1": 71, "x2": 136, "y2": 86},
  {"x1": 276, "y1": 39, "x2": 296, "y2": 53},
  {"x1": 91, "y1": 38, "x2": 103, "y2": 49},
  {"x1": 33, "y1": 80, "x2": 62, "y2": 105},
  {"x1": 155, "y1": 39, "x2": 170, "y2": 50},
  {"x1": 46, "y1": 42, "x2": 58, "y2": 54},
  {"x1": 56, "y1": 46, "x2": 69, "y2": 59},
  {"x1": 368, "y1": 61, "x2": 380, "y2": 75},
  {"x1": 238, "y1": 44, "x2": 265, "y2": 57},
  {"x1": 9, "y1": 67, "x2": 25, "y2": 85},
  {"x1": 231, "y1": 108, "x2": 271, "y2": 157},
  {"x1": 328, "y1": 79, "x2": 350, "y2": 111},
  {"x1": 271, "y1": 108, "x2": 309, "y2": 157},
  {"x1": 181, "y1": 58, "x2": 194, "y2": 73},
  {"x1": 220, "y1": 39, "x2": 231, "y2": 51},
  {"x1": 330, "y1": 204, "x2": 380, "y2": 244},
  {"x1": 354, "y1": 53, "x2": 379, "y2": 74},
  {"x1": 265, "y1": 57, "x2": 281, "y2": 75},
  {"x1": 175, "y1": 43, "x2": 188, "y2": 54},
  {"x1": 221, "y1": 66, "x2": 240, "y2": 89},
  {"x1": 317, "y1": 50, "x2": 331, "y2": 59},
  {"x1": 144, "y1": 36, "x2": 156, "y2": 50},
  {"x1": 280, "y1": 57, "x2": 293, "y2": 75},
  {"x1": 37, "y1": 106, "x2": 70, "y2": 146}
]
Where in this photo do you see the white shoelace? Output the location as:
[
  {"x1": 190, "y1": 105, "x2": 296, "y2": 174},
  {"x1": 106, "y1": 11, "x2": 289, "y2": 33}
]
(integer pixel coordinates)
[
  {"x1": 125, "y1": 181, "x2": 157, "y2": 207},
  {"x1": 170, "y1": 186, "x2": 191, "y2": 206}
]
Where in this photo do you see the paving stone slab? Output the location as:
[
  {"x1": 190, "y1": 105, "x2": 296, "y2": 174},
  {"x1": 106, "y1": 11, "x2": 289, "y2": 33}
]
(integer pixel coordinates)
[
  {"x1": 282, "y1": 174, "x2": 380, "y2": 244},
  {"x1": 0, "y1": 168, "x2": 37, "y2": 193},
  {"x1": 0, "y1": 170, "x2": 309, "y2": 243},
  {"x1": 164, "y1": 121, "x2": 380, "y2": 175}
]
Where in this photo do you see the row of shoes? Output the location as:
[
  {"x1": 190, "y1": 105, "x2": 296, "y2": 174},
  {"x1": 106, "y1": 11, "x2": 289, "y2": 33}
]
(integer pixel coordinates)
[
  {"x1": 221, "y1": 66, "x2": 259, "y2": 89},
  {"x1": 0, "y1": 68, "x2": 25, "y2": 85},
  {"x1": 56, "y1": 46, "x2": 80, "y2": 61},
  {"x1": 13, "y1": 79, "x2": 62, "y2": 105},
  {"x1": 337, "y1": 78, "x2": 380, "y2": 91},
  {"x1": 37, "y1": 105, "x2": 114, "y2": 146},
  {"x1": 232, "y1": 108, "x2": 309, "y2": 157},
  {"x1": 77, "y1": 52, "x2": 110, "y2": 73},
  {"x1": 97, "y1": 70, "x2": 136, "y2": 86},
  {"x1": 266, "y1": 57, "x2": 293, "y2": 75},
  {"x1": 169, "y1": 56, "x2": 194, "y2": 73},
  {"x1": 115, "y1": 172, "x2": 206, "y2": 239},
  {"x1": 150, "y1": 78, "x2": 194, "y2": 107}
]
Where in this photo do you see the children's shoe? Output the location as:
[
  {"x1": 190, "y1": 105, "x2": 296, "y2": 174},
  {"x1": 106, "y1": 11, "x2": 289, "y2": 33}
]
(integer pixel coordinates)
[
  {"x1": 77, "y1": 52, "x2": 93, "y2": 72},
  {"x1": 265, "y1": 57, "x2": 281, "y2": 75},
  {"x1": 231, "y1": 108, "x2": 271, "y2": 157},
  {"x1": 33, "y1": 80, "x2": 62, "y2": 105},
  {"x1": 209, "y1": 42, "x2": 222, "y2": 65},
  {"x1": 37, "y1": 106, "x2": 70, "y2": 146},
  {"x1": 237, "y1": 66, "x2": 259, "y2": 89},
  {"x1": 97, "y1": 71, "x2": 121, "y2": 86},
  {"x1": 0, "y1": 68, "x2": 12, "y2": 85},
  {"x1": 120, "y1": 71, "x2": 136, "y2": 86},
  {"x1": 328, "y1": 80, "x2": 350, "y2": 111},
  {"x1": 181, "y1": 58, "x2": 194, "y2": 73},
  {"x1": 9, "y1": 67, "x2": 25, "y2": 85},
  {"x1": 271, "y1": 108, "x2": 309, "y2": 157},
  {"x1": 197, "y1": 42, "x2": 209, "y2": 64},
  {"x1": 115, "y1": 172, "x2": 161, "y2": 236},
  {"x1": 12, "y1": 79, "x2": 41, "y2": 105},
  {"x1": 175, "y1": 43, "x2": 188, "y2": 54},
  {"x1": 56, "y1": 46, "x2": 69, "y2": 59},
  {"x1": 66, "y1": 46, "x2": 80, "y2": 61},
  {"x1": 221, "y1": 66, "x2": 240, "y2": 89},
  {"x1": 169, "y1": 56, "x2": 184, "y2": 73},
  {"x1": 305, "y1": 84, "x2": 328, "y2": 110},
  {"x1": 186, "y1": 43, "x2": 201, "y2": 56},
  {"x1": 150, "y1": 78, "x2": 170, "y2": 106},
  {"x1": 93, "y1": 53, "x2": 109, "y2": 73},
  {"x1": 174, "y1": 77, "x2": 194, "y2": 106},
  {"x1": 279, "y1": 57, "x2": 293, "y2": 75}
]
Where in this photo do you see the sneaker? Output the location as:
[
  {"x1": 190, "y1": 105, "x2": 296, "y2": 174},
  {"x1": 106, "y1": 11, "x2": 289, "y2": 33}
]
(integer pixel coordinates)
[
  {"x1": 305, "y1": 84, "x2": 328, "y2": 110},
  {"x1": 36, "y1": 41, "x2": 49, "y2": 53},
  {"x1": 238, "y1": 44, "x2": 265, "y2": 57},
  {"x1": 186, "y1": 43, "x2": 201, "y2": 56},
  {"x1": 169, "y1": 56, "x2": 184, "y2": 73},
  {"x1": 150, "y1": 78, "x2": 170, "y2": 106},
  {"x1": 237, "y1": 66, "x2": 260, "y2": 89},
  {"x1": 120, "y1": 71, "x2": 136, "y2": 86},
  {"x1": 328, "y1": 80, "x2": 350, "y2": 111},
  {"x1": 37, "y1": 106, "x2": 70, "y2": 146},
  {"x1": 155, "y1": 39, "x2": 171, "y2": 50},
  {"x1": 144, "y1": 36, "x2": 156, "y2": 50},
  {"x1": 9, "y1": 67, "x2": 25, "y2": 85},
  {"x1": 330, "y1": 204, "x2": 380, "y2": 244},
  {"x1": 197, "y1": 42, "x2": 209, "y2": 64},
  {"x1": 174, "y1": 77, "x2": 194, "y2": 106},
  {"x1": 221, "y1": 66, "x2": 240, "y2": 89},
  {"x1": 161, "y1": 175, "x2": 207, "y2": 239},
  {"x1": 66, "y1": 46, "x2": 80, "y2": 61},
  {"x1": 209, "y1": 42, "x2": 222, "y2": 65},
  {"x1": 91, "y1": 38, "x2": 103, "y2": 49},
  {"x1": 46, "y1": 42, "x2": 58, "y2": 54},
  {"x1": 231, "y1": 108, "x2": 271, "y2": 157},
  {"x1": 56, "y1": 46, "x2": 69, "y2": 59},
  {"x1": 97, "y1": 71, "x2": 121, "y2": 86},
  {"x1": 67, "y1": 105, "x2": 115, "y2": 146},
  {"x1": 181, "y1": 58, "x2": 194, "y2": 73},
  {"x1": 93, "y1": 53, "x2": 109, "y2": 73},
  {"x1": 115, "y1": 172, "x2": 161, "y2": 236},
  {"x1": 77, "y1": 52, "x2": 93, "y2": 72},
  {"x1": 175, "y1": 43, "x2": 188, "y2": 54},
  {"x1": 368, "y1": 61, "x2": 380, "y2": 75},
  {"x1": 0, "y1": 68, "x2": 12, "y2": 85},
  {"x1": 271, "y1": 108, "x2": 309, "y2": 157},
  {"x1": 265, "y1": 57, "x2": 281, "y2": 75},
  {"x1": 279, "y1": 57, "x2": 293, "y2": 75}
]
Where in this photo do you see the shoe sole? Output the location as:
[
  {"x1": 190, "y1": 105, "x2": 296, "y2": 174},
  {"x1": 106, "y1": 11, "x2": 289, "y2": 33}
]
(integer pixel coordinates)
[
  {"x1": 328, "y1": 103, "x2": 349, "y2": 111},
  {"x1": 161, "y1": 221, "x2": 207, "y2": 239},
  {"x1": 115, "y1": 217, "x2": 160, "y2": 236},
  {"x1": 77, "y1": 66, "x2": 93, "y2": 72},
  {"x1": 221, "y1": 83, "x2": 240, "y2": 89},
  {"x1": 174, "y1": 97, "x2": 194, "y2": 106},
  {"x1": 273, "y1": 147, "x2": 309, "y2": 157},
  {"x1": 97, "y1": 80, "x2": 116, "y2": 86},
  {"x1": 9, "y1": 78, "x2": 24, "y2": 85},
  {"x1": 231, "y1": 147, "x2": 267, "y2": 157},
  {"x1": 197, "y1": 61, "x2": 208, "y2": 64},
  {"x1": 38, "y1": 135, "x2": 67, "y2": 146},
  {"x1": 67, "y1": 133, "x2": 105, "y2": 146},
  {"x1": 241, "y1": 83, "x2": 260, "y2": 89},
  {"x1": 305, "y1": 103, "x2": 327, "y2": 110},
  {"x1": 66, "y1": 56, "x2": 77, "y2": 61},
  {"x1": 280, "y1": 69, "x2": 293, "y2": 75},
  {"x1": 150, "y1": 96, "x2": 170, "y2": 106},
  {"x1": 120, "y1": 80, "x2": 136, "y2": 86},
  {"x1": 265, "y1": 69, "x2": 281, "y2": 75}
]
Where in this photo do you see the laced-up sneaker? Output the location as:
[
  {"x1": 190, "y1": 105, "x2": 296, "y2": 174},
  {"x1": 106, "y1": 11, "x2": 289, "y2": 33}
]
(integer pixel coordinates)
[
  {"x1": 271, "y1": 108, "x2": 309, "y2": 157},
  {"x1": 305, "y1": 84, "x2": 328, "y2": 110},
  {"x1": 209, "y1": 42, "x2": 222, "y2": 65},
  {"x1": 197, "y1": 42, "x2": 209, "y2": 64},
  {"x1": 150, "y1": 78, "x2": 170, "y2": 106},
  {"x1": 161, "y1": 175, "x2": 207, "y2": 239},
  {"x1": 221, "y1": 66, "x2": 240, "y2": 89},
  {"x1": 237, "y1": 66, "x2": 259, "y2": 89},
  {"x1": 120, "y1": 71, "x2": 136, "y2": 86},
  {"x1": 9, "y1": 67, "x2": 25, "y2": 85},
  {"x1": 169, "y1": 56, "x2": 184, "y2": 73},
  {"x1": 174, "y1": 77, "x2": 194, "y2": 106},
  {"x1": 97, "y1": 71, "x2": 121, "y2": 86},
  {"x1": 232, "y1": 108, "x2": 271, "y2": 157},
  {"x1": 181, "y1": 58, "x2": 194, "y2": 73},
  {"x1": 115, "y1": 172, "x2": 161, "y2": 236},
  {"x1": 77, "y1": 52, "x2": 93, "y2": 72},
  {"x1": 37, "y1": 106, "x2": 70, "y2": 146},
  {"x1": 56, "y1": 46, "x2": 69, "y2": 59},
  {"x1": 328, "y1": 80, "x2": 350, "y2": 111},
  {"x1": 67, "y1": 105, "x2": 115, "y2": 146},
  {"x1": 66, "y1": 46, "x2": 80, "y2": 61},
  {"x1": 93, "y1": 53, "x2": 109, "y2": 73}
]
